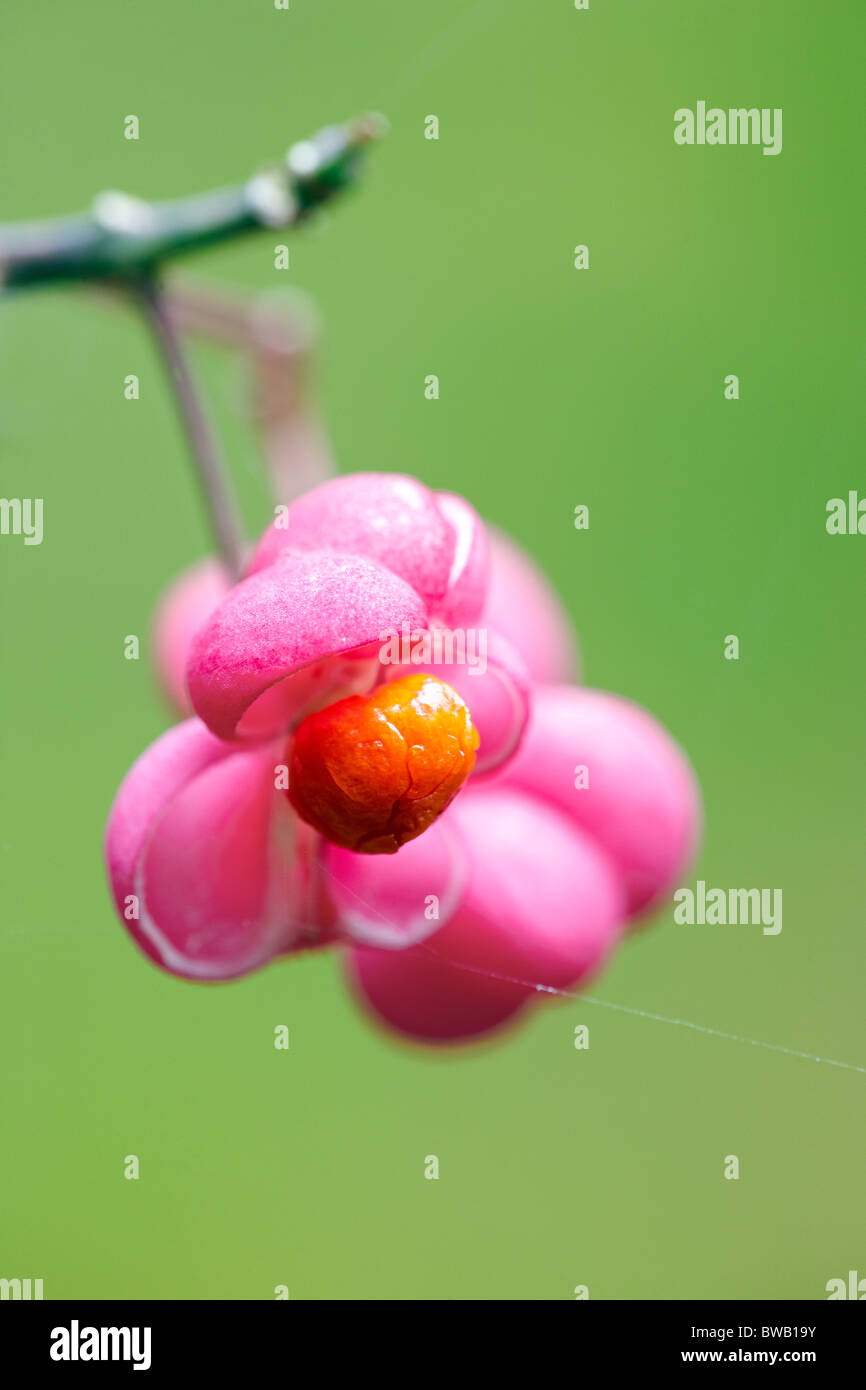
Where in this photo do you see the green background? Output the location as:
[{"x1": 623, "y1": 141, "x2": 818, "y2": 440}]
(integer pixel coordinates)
[{"x1": 1, "y1": 0, "x2": 863, "y2": 1300}]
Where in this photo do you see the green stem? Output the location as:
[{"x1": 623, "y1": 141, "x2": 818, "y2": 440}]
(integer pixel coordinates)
[{"x1": 0, "y1": 115, "x2": 384, "y2": 291}]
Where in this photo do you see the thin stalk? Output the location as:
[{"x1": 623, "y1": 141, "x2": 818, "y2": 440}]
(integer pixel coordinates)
[{"x1": 134, "y1": 275, "x2": 246, "y2": 580}]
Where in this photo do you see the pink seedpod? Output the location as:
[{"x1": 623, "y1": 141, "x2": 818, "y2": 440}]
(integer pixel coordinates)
[{"x1": 106, "y1": 470, "x2": 701, "y2": 1044}]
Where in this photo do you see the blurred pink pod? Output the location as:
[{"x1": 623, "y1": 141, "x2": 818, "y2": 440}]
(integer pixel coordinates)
[
  {"x1": 495, "y1": 685, "x2": 702, "y2": 919},
  {"x1": 152, "y1": 558, "x2": 231, "y2": 715},
  {"x1": 482, "y1": 526, "x2": 579, "y2": 685},
  {"x1": 345, "y1": 786, "x2": 626, "y2": 1043}
]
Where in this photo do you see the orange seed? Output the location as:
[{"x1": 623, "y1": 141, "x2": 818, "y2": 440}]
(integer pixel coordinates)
[{"x1": 287, "y1": 673, "x2": 479, "y2": 854}]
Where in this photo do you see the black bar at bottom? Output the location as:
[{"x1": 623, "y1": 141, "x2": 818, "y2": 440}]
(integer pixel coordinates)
[{"x1": 0, "y1": 1298, "x2": 860, "y2": 1374}]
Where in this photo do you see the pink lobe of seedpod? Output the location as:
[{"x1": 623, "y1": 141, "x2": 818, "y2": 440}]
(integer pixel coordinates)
[
  {"x1": 345, "y1": 785, "x2": 625, "y2": 1043},
  {"x1": 248, "y1": 472, "x2": 488, "y2": 626},
  {"x1": 496, "y1": 684, "x2": 702, "y2": 918},
  {"x1": 187, "y1": 548, "x2": 428, "y2": 742},
  {"x1": 105, "y1": 719, "x2": 328, "y2": 981}
]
